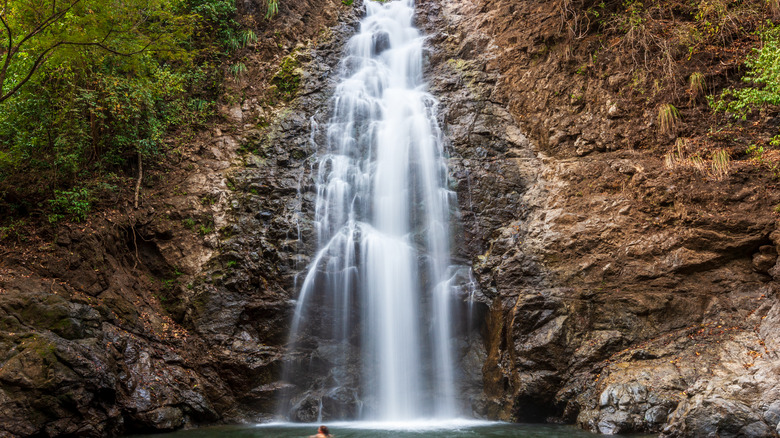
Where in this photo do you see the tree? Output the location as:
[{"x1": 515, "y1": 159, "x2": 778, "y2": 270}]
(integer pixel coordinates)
[{"x1": 0, "y1": 0, "x2": 189, "y2": 103}]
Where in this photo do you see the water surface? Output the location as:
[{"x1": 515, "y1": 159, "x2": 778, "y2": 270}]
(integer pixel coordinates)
[{"x1": 133, "y1": 421, "x2": 655, "y2": 437}]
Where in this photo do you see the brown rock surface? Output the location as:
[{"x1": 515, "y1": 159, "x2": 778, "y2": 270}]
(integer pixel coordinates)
[{"x1": 418, "y1": 0, "x2": 780, "y2": 434}]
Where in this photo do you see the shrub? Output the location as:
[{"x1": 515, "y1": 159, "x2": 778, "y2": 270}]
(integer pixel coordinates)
[
  {"x1": 185, "y1": 0, "x2": 240, "y2": 50},
  {"x1": 710, "y1": 24, "x2": 780, "y2": 119},
  {"x1": 48, "y1": 188, "x2": 92, "y2": 223}
]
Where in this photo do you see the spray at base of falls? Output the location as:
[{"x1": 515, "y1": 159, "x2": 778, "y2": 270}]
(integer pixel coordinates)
[{"x1": 281, "y1": 0, "x2": 476, "y2": 422}]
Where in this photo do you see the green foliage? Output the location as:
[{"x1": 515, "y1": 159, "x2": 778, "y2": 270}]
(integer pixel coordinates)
[
  {"x1": 226, "y1": 260, "x2": 238, "y2": 268},
  {"x1": 711, "y1": 24, "x2": 780, "y2": 118},
  {"x1": 695, "y1": 0, "x2": 730, "y2": 38},
  {"x1": 266, "y1": 0, "x2": 280, "y2": 19},
  {"x1": 48, "y1": 188, "x2": 92, "y2": 223},
  {"x1": 186, "y1": 0, "x2": 236, "y2": 25},
  {"x1": 0, "y1": 0, "x2": 239, "y2": 222},
  {"x1": 230, "y1": 62, "x2": 248, "y2": 79},
  {"x1": 624, "y1": 0, "x2": 646, "y2": 29},
  {"x1": 161, "y1": 278, "x2": 177, "y2": 292},
  {"x1": 225, "y1": 29, "x2": 258, "y2": 52},
  {"x1": 185, "y1": 0, "x2": 240, "y2": 50},
  {"x1": 0, "y1": 219, "x2": 26, "y2": 242},
  {"x1": 241, "y1": 30, "x2": 259, "y2": 48},
  {"x1": 0, "y1": 0, "x2": 194, "y2": 103},
  {"x1": 182, "y1": 218, "x2": 197, "y2": 229},
  {"x1": 747, "y1": 143, "x2": 766, "y2": 160},
  {"x1": 0, "y1": 54, "x2": 212, "y2": 215}
]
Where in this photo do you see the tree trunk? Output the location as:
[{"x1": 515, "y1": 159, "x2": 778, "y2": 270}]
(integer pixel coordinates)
[{"x1": 134, "y1": 151, "x2": 142, "y2": 209}]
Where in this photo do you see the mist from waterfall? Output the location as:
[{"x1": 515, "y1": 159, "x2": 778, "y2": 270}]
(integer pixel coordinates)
[{"x1": 283, "y1": 0, "x2": 463, "y2": 421}]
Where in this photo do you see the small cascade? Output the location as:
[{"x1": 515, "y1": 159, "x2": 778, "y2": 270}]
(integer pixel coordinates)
[{"x1": 282, "y1": 0, "x2": 473, "y2": 421}]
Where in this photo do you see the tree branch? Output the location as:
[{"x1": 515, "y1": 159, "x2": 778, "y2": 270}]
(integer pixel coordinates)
[
  {"x1": 59, "y1": 38, "x2": 157, "y2": 56},
  {"x1": 0, "y1": 13, "x2": 11, "y2": 53},
  {"x1": 0, "y1": 42, "x2": 58, "y2": 103},
  {"x1": 0, "y1": 13, "x2": 13, "y2": 95},
  {"x1": 0, "y1": 0, "x2": 165, "y2": 103},
  {"x1": 15, "y1": 0, "x2": 80, "y2": 52},
  {"x1": 0, "y1": 0, "x2": 79, "y2": 95}
]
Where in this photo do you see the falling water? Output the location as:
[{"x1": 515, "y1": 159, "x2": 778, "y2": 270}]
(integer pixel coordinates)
[{"x1": 284, "y1": 0, "x2": 463, "y2": 421}]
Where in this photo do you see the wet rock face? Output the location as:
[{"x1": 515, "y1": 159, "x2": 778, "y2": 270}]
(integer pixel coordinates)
[
  {"x1": 0, "y1": 276, "x2": 221, "y2": 436},
  {"x1": 417, "y1": 0, "x2": 780, "y2": 435}
]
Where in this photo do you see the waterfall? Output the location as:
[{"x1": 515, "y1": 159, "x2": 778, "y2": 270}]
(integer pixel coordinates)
[{"x1": 283, "y1": 0, "x2": 462, "y2": 421}]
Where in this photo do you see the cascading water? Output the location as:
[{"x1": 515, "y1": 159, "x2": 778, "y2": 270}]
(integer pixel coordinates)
[{"x1": 282, "y1": 0, "x2": 468, "y2": 422}]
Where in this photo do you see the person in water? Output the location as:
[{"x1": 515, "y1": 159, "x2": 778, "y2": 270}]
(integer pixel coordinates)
[{"x1": 311, "y1": 425, "x2": 332, "y2": 437}]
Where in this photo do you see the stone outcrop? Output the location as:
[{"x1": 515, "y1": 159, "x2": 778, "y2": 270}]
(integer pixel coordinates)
[{"x1": 417, "y1": 0, "x2": 780, "y2": 434}]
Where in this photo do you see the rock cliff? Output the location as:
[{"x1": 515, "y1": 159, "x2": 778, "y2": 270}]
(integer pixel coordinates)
[{"x1": 417, "y1": 0, "x2": 780, "y2": 434}]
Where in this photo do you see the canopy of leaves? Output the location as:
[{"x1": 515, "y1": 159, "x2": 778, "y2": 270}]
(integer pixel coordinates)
[
  {"x1": 0, "y1": 0, "x2": 196, "y2": 102},
  {"x1": 0, "y1": 0, "x2": 238, "y2": 221}
]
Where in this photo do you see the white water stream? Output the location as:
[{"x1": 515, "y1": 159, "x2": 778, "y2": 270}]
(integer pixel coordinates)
[{"x1": 285, "y1": 0, "x2": 462, "y2": 421}]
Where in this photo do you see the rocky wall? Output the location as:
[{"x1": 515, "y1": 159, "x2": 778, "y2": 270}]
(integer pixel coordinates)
[{"x1": 417, "y1": 0, "x2": 780, "y2": 435}]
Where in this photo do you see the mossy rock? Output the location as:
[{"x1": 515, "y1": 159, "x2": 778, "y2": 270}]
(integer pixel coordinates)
[
  {"x1": 12, "y1": 295, "x2": 86, "y2": 340},
  {"x1": 0, "y1": 337, "x2": 61, "y2": 389},
  {"x1": 290, "y1": 148, "x2": 309, "y2": 160},
  {"x1": 0, "y1": 314, "x2": 22, "y2": 332},
  {"x1": 272, "y1": 53, "x2": 303, "y2": 101}
]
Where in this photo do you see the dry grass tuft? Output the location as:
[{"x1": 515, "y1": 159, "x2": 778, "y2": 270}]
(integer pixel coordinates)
[
  {"x1": 664, "y1": 139, "x2": 730, "y2": 179},
  {"x1": 658, "y1": 103, "x2": 680, "y2": 135},
  {"x1": 688, "y1": 72, "x2": 706, "y2": 102},
  {"x1": 711, "y1": 149, "x2": 731, "y2": 179}
]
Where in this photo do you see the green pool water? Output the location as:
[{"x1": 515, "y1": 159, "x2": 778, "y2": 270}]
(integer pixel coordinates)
[{"x1": 132, "y1": 420, "x2": 657, "y2": 437}]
